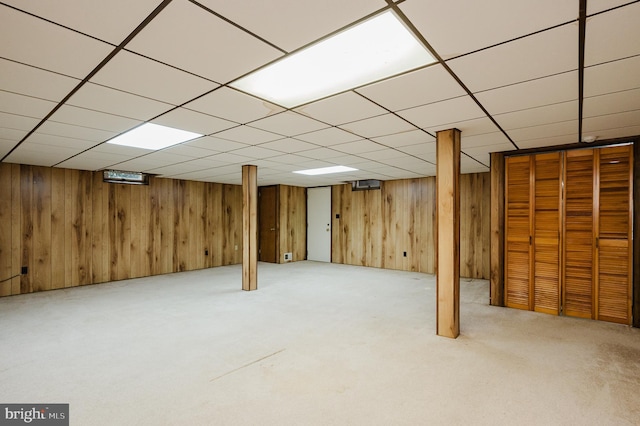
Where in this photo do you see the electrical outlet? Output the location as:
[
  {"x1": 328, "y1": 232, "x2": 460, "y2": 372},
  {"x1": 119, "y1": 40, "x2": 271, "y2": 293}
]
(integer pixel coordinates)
[{"x1": 284, "y1": 252, "x2": 293, "y2": 261}]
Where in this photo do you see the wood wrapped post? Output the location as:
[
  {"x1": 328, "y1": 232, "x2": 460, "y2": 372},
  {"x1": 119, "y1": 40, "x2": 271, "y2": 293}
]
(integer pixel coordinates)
[
  {"x1": 242, "y1": 165, "x2": 258, "y2": 291},
  {"x1": 436, "y1": 128, "x2": 461, "y2": 338},
  {"x1": 490, "y1": 152, "x2": 505, "y2": 306}
]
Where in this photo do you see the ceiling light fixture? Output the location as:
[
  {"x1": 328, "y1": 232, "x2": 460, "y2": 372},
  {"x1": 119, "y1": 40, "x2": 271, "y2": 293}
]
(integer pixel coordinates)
[
  {"x1": 231, "y1": 11, "x2": 436, "y2": 108},
  {"x1": 107, "y1": 123, "x2": 203, "y2": 150},
  {"x1": 294, "y1": 165, "x2": 358, "y2": 176}
]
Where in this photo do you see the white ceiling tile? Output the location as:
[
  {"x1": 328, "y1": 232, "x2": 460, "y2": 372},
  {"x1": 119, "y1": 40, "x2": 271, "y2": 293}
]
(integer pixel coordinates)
[
  {"x1": 4, "y1": 142, "x2": 79, "y2": 166},
  {"x1": 249, "y1": 112, "x2": 328, "y2": 137},
  {"x1": 372, "y1": 129, "x2": 435, "y2": 148},
  {"x1": 581, "y1": 124, "x2": 640, "y2": 141},
  {"x1": 258, "y1": 138, "x2": 318, "y2": 153},
  {"x1": 583, "y1": 110, "x2": 640, "y2": 133},
  {"x1": 294, "y1": 127, "x2": 362, "y2": 146},
  {"x1": 230, "y1": 146, "x2": 282, "y2": 160},
  {"x1": 0, "y1": 6, "x2": 113, "y2": 78},
  {"x1": 25, "y1": 132, "x2": 97, "y2": 151},
  {"x1": 296, "y1": 147, "x2": 343, "y2": 160},
  {"x1": 48, "y1": 105, "x2": 141, "y2": 133},
  {"x1": 185, "y1": 87, "x2": 284, "y2": 124},
  {"x1": 197, "y1": 0, "x2": 385, "y2": 52},
  {"x1": 126, "y1": 0, "x2": 283, "y2": 83},
  {"x1": 463, "y1": 144, "x2": 516, "y2": 166},
  {"x1": 3, "y1": 0, "x2": 165, "y2": 45},
  {"x1": 588, "y1": 0, "x2": 635, "y2": 15},
  {"x1": 295, "y1": 91, "x2": 387, "y2": 125},
  {"x1": 91, "y1": 143, "x2": 150, "y2": 157},
  {"x1": 161, "y1": 144, "x2": 220, "y2": 158},
  {"x1": 183, "y1": 136, "x2": 249, "y2": 152},
  {"x1": 493, "y1": 101, "x2": 578, "y2": 131},
  {"x1": 0, "y1": 128, "x2": 28, "y2": 143},
  {"x1": 358, "y1": 148, "x2": 410, "y2": 161},
  {"x1": 0, "y1": 91, "x2": 57, "y2": 120},
  {"x1": 0, "y1": 112, "x2": 41, "y2": 133},
  {"x1": 148, "y1": 161, "x2": 214, "y2": 176},
  {"x1": 400, "y1": 0, "x2": 577, "y2": 59},
  {"x1": 338, "y1": 113, "x2": 417, "y2": 138},
  {"x1": 151, "y1": 108, "x2": 236, "y2": 135},
  {"x1": 204, "y1": 152, "x2": 255, "y2": 165},
  {"x1": 357, "y1": 64, "x2": 465, "y2": 111},
  {"x1": 584, "y1": 56, "x2": 640, "y2": 98},
  {"x1": 583, "y1": 88, "x2": 640, "y2": 118},
  {"x1": 424, "y1": 117, "x2": 501, "y2": 137},
  {"x1": 383, "y1": 156, "x2": 433, "y2": 170},
  {"x1": 461, "y1": 132, "x2": 513, "y2": 149},
  {"x1": 214, "y1": 125, "x2": 282, "y2": 144},
  {"x1": 397, "y1": 142, "x2": 436, "y2": 160},
  {"x1": 461, "y1": 155, "x2": 490, "y2": 173},
  {"x1": 397, "y1": 96, "x2": 485, "y2": 129},
  {"x1": 67, "y1": 83, "x2": 172, "y2": 121},
  {"x1": 517, "y1": 134, "x2": 579, "y2": 149},
  {"x1": 475, "y1": 71, "x2": 578, "y2": 115},
  {"x1": 0, "y1": 138, "x2": 16, "y2": 158},
  {"x1": 0, "y1": 59, "x2": 80, "y2": 102},
  {"x1": 333, "y1": 139, "x2": 386, "y2": 155},
  {"x1": 37, "y1": 121, "x2": 116, "y2": 143},
  {"x1": 585, "y1": 2, "x2": 640, "y2": 66},
  {"x1": 269, "y1": 153, "x2": 317, "y2": 166},
  {"x1": 509, "y1": 120, "x2": 579, "y2": 144},
  {"x1": 57, "y1": 155, "x2": 122, "y2": 171},
  {"x1": 448, "y1": 23, "x2": 577, "y2": 93},
  {"x1": 91, "y1": 51, "x2": 219, "y2": 106}
]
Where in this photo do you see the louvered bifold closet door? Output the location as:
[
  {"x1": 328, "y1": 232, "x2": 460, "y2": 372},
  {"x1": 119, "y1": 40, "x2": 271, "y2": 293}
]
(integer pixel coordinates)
[
  {"x1": 533, "y1": 153, "x2": 562, "y2": 314},
  {"x1": 564, "y1": 149, "x2": 595, "y2": 319},
  {"x1": 597, "y1": 145, "x2": 633, "y2": 324},
  {"x1": 505, "y1": 156, "x2": 532, "y2": 310}
]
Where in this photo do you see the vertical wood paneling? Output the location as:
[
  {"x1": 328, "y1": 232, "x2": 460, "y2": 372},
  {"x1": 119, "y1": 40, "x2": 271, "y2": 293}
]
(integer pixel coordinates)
[
  {"x1": 32, "y1": 167, "x2": 52, "y2": 292},
  {"x1": 278, "y1": 185, "x2": 306, "y2": 262},
  {"x1": 0, "y1": 164, "x2": 12, "y2": 296},
  {"x1": 331, "y1": 174, "x2": 487, "y2": 277},
  {"x1": 11, "y1": 164, "x2": 21, "y2": 294},
  {"x1": 90, "y1": 171, "x2": 105, "y2": 284},
  {"x1": 20, "y1": 165, "x2": 33, "y2": 293}
]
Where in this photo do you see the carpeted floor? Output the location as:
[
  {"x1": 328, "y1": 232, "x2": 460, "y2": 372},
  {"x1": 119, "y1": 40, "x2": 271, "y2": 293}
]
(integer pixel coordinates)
[{"x1": 1, "y1": 261, "x2": 639, "y2": 425}]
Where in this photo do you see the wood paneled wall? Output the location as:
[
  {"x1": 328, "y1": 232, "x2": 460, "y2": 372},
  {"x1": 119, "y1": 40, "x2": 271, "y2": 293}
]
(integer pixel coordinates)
[
  {"x1": 0, "y1": 163, "x2": 243, "y2": 296},
  {"x1": 278, "y1": 185, "x2": 306, "y2": 262},
  {"x1": 332, "y1": 173, "x2": 490, "y2": 278}
]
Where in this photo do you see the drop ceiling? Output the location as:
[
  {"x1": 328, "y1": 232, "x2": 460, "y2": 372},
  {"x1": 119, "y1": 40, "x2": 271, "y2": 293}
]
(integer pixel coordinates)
[{"x1": 1, "y1": 0, "x2": 639, "y2": 186}]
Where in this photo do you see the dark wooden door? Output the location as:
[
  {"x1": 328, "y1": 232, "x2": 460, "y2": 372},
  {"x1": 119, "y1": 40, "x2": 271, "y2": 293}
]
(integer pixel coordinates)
[{"x1": 259, "y1": 186, "x2": 278, "y2": 263}]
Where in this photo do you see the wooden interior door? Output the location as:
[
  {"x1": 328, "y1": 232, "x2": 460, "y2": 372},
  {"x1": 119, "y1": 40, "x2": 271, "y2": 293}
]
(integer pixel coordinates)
[
  {"x1": 532, "y1": 152, "x2": 561, "y2": 314},
  {"x1": 596, "y1": 145, "x2": 633, "y2": 324},
  {"x1": 505, "y1": 156, "x2": 532, "y2": 310},
  {"x1": 564, "y1": 149, "x2": 596, "y2": 319},
  {"x1": 258, "y1": 185, "x2": 278, "y2": 263}
]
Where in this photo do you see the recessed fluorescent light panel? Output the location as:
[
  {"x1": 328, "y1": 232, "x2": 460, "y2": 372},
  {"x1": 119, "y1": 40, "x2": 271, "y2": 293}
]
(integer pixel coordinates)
[
  {"x1": 294, "y1": 166, "x2": 358, "y2": 176},
  {"x1": 107, "y1": 123, "x2": 203, "y2": 150},
  {"x1": 231, "y1": 11, "x2": 436, "y2": 108}
]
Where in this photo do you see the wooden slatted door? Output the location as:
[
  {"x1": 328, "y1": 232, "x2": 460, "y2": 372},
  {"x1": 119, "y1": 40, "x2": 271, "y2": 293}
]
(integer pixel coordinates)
[
  {"x1": 564, "y1": 149, "x2": 596, "y2": 319},
  {"x1": 597, "y1": 145, "x2": 633, "y2": 324},
  {"x1": 505, "y1": 156, "x2": 532, "y2": 310},
  {"x1": 533, "y1": 153, "x2": 561, "y2": 314}
]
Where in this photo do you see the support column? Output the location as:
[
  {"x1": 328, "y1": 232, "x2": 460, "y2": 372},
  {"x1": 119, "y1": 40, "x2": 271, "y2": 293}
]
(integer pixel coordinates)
[
  {"x1": 490, "y1": 152, "x2": 505, "y2": 307},
  {"x1": 436, "y1": 128, "x2": 461, "y2": 338},
  {"x1": 242, "y1": 165, "x2": 258, "y2": 291}
]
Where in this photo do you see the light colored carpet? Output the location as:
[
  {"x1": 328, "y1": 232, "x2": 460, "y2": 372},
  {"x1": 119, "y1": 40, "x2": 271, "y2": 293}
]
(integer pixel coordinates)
[{"x1": 0, "y1": 261, "x2": 638, "y2": 425}]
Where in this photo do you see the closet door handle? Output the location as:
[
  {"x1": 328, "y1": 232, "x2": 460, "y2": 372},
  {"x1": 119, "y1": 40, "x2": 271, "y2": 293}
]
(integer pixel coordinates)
[{"x1": 529, "y1": 235, "x2": 532, "y2": 245}]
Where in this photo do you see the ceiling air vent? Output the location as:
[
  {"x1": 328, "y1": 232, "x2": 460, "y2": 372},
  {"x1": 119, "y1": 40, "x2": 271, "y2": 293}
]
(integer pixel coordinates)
[{"x1": 351, "y1": 179, "x2": 381, "y2": 191}]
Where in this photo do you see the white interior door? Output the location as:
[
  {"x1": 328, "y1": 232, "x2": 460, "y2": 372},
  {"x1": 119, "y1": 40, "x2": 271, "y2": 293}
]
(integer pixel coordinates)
[{"x1": 307, "y1": 187, "x2": 331, "y2": 262}]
